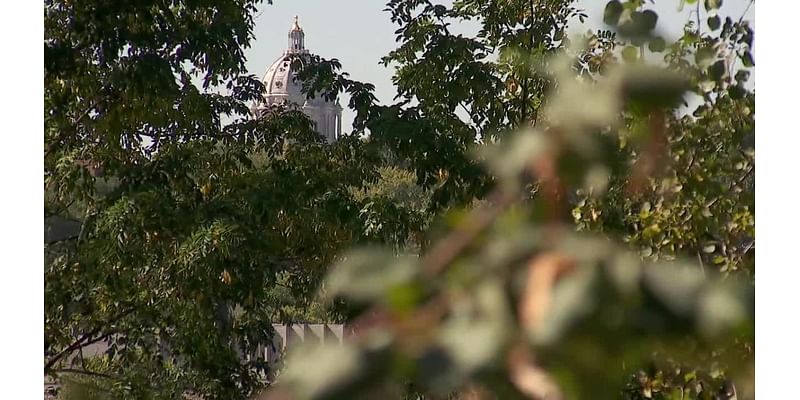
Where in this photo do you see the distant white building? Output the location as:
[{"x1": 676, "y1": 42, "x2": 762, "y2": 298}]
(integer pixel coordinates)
[{"x1": 254, "y1": 17, "x2": 343, "y2": 143}]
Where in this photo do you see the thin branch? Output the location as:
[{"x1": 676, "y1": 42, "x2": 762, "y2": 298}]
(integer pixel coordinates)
[
  {"x1": 458, "y1": 102, "x2": 475, "y2": 128},
  {"x1": 44, "y1": 234, "x2": 80, "y2": 245},
  {"x1": 79, "y1": 346, "x2": 86, "y2": 370},
  {"x1": 696, "y1": 251, "x2": 706, "y2": 277},
  {"x1": 686, "y1": 151, "x2": 696, "y2": 171},
  {"x1": 52, "y1": 368, "x2": 118, "y2": 380},
  {"x1": 45, "y1": 308, "x2": 135, "y2": 372},
  {"x1": 739, "y1": 0, "x2": 754, "y2": 24},
  {"x1": 696, "y1": 0, "x2": 701, "y2": 32},
  {"x1": 45, "y1": 328, "x2": 103, "y2": 372},
  {"x1": 421, "y1": 189, "x2": 515, "y2": 277},
  {"x1": 45, "y1": 197, "x2": 78, "y2": 219},
  {"x1": 737, "y1": 165, "x2": 754, "y2": 185},
  {"x1": 45, "y1": 101, "x2": 98, "y2": 158}
]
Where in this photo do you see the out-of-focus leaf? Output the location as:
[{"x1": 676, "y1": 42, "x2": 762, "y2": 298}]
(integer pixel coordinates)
[
  {"x1": 642, "y1": 263, "x2": 705, "y2": 316},
  {"x1": 639, "y1": 10, "x2": 659, "y2": 31},
  {"x1": 324, "y1": 248, "x2": 419, "y2": 302},
  {"x1": 622, "y1": 46, "x2": 640, "y2": 63},
  {"x1": 281, "y1": 341, "x2": 365, "y2": 400},
  {"x1": 528, "y1": 263, "x2": 598, "y2": 346},
  {"x1": 695, "y1": 46, "x2": 716, "y2": 68},
  {"x1": 735, "y1": 70, "x2": 751, "y2": 83},
  {"x1": 608, "y1": 254, "x2": 642, "y2": 293},
  {"x1": 436, "y1": 279, "x2": 511, "y2": 385},
  {"x1": 696, "y1": 282, "x2": 750, "y2": 337},
  {"x1": 483, "y1": 129, "x2": 552, "y2": 188},
  {"x1": 546, "y1": 71, "x2": 620, "y2": 132},
  {"x1": 648, "y1": 36, "x2": 666, "y2": 52},
  {"x1": 618, "y1": 66, "x2": 689, "y2": 109},
  {"x1": 603, "y1": 1, "x2": 624, "y2": 26}
]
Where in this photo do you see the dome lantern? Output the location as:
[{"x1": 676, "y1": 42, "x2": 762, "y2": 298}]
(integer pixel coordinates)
[{"x1": 287, "y1": 16, "x2": 305, "y2": 53}]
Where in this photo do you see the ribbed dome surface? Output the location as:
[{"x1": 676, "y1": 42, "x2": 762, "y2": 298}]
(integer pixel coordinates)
[{"x1": 261, "y1": 55, "x2": 305, "y2": 106}]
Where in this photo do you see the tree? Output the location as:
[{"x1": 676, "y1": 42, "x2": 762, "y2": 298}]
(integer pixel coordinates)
[
  {"x1": 588, "y1": 2, "x2": 756, "y2": 397},
  {"x1": 266, "y1": 56, "x2": 754, "y2": 399},
  {"x1": 261, "y1": 0, "x2": 754, "y2": 399},
  {"x1": 44, "y1": 1, "x2": 405, "y2": 398}
]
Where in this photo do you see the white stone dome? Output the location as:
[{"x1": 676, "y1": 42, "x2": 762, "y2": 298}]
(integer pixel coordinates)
[{"x1": 255, "y1": 16, "x2": 342, "y2": 142}]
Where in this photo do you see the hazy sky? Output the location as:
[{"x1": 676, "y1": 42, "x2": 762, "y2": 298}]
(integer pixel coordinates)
[{"x1": 243, "y1": 0, "x2": 755, "y2": 128}]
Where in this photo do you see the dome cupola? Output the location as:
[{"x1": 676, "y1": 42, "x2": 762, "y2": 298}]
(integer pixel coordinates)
[{"x1": 288, "y1": 16, "x2": 306, "y2": 53}]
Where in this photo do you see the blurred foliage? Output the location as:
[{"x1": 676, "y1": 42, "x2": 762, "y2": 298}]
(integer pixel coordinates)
[
  {"x1": 45, "y1": 0, "x2": 754, "y2": 399},
  {"x1": 265, "y1": 0, "x2": 755, "y2": 399}
]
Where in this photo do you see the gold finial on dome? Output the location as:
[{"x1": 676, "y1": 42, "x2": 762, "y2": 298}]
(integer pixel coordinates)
[{"x1": 291, "y1": 15, "x2": 302, "y2": 31}]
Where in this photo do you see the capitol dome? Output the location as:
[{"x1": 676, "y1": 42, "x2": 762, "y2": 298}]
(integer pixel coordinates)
[{"x1": 255, "y1": 17, "x2": 342, "y2": 143}]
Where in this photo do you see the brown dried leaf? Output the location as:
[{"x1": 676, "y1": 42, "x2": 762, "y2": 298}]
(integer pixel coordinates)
[
  {"x1": 508, "y1": 344, "x2": 563, "y2": 400},
  {"x1": 518, "y1": 252, "x2": 576, "y2": 332},
  {"x1": 221, "y1": 269, "x2": 232, "y2": 285}
]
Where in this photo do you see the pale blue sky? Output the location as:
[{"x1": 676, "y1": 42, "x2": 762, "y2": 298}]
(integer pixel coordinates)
[{"x1": 244, "y1": 0, "x2": 755, "y2": 129}]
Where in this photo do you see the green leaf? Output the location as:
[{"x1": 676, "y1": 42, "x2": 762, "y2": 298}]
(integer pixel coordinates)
[
  {"x1": 281, "y1": 342, "x2": 367, "y2": 400},
  {"x1": 708, "y1": 60, "x2": 726, "y2": 80},
  {"x1": 741, "y1": 51, "x2": 755, "y2": 67},
  {"x1": 438, "y1": 279, "x2": 511, "y2": 377},
  {"x1": 735, "y1": 70, "x2": 751, "y2": 83},
  {"x1": 622, "y1": 46, "x2": 640, "y2": 63},
  {"x1": 704, "y1": 0, "x2": 723, "y2": 11},
  {"x1": 643, "y1": 263, "x2": 705, "y2": 316},
  {"x1": 619, "y1": 66, "x2": 689, "y2": 109},
  {"x1": 648, "y1": 36, "x2": 666, "y2": 53},
  {"x1": 619, "y1": 10, "x2": 658, "y2": 37},
  {"x1": 640, "y1": 10, "x2": 659, "y2": 31},
  {"x1": 707, "y1": 15, "x2": 721, "y2": 31},
  {"x1": 697, "y1": 282, "x2": 749, "y2": 337},
  {"x1": 695, "y1": 46, "x2": 716, "y2": 68},
  {"x1": 728, "y1": 84, "x2": 746, "y2": 99},
  {"x1": 640, "y1": 202, "x2": 652, "y2": 219},
  {"x1": 642, "y1": 224, "x2": 662, "y2": 239},
  {"x1": 386, "y1": 282, "x2": 425, "y2": 313},
  {"x1": 324, "y1": 248, "x2": 419, "y2": 302},
  {"x1": 603, "y1": 1, "x2": 624, "y2": 26}
]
